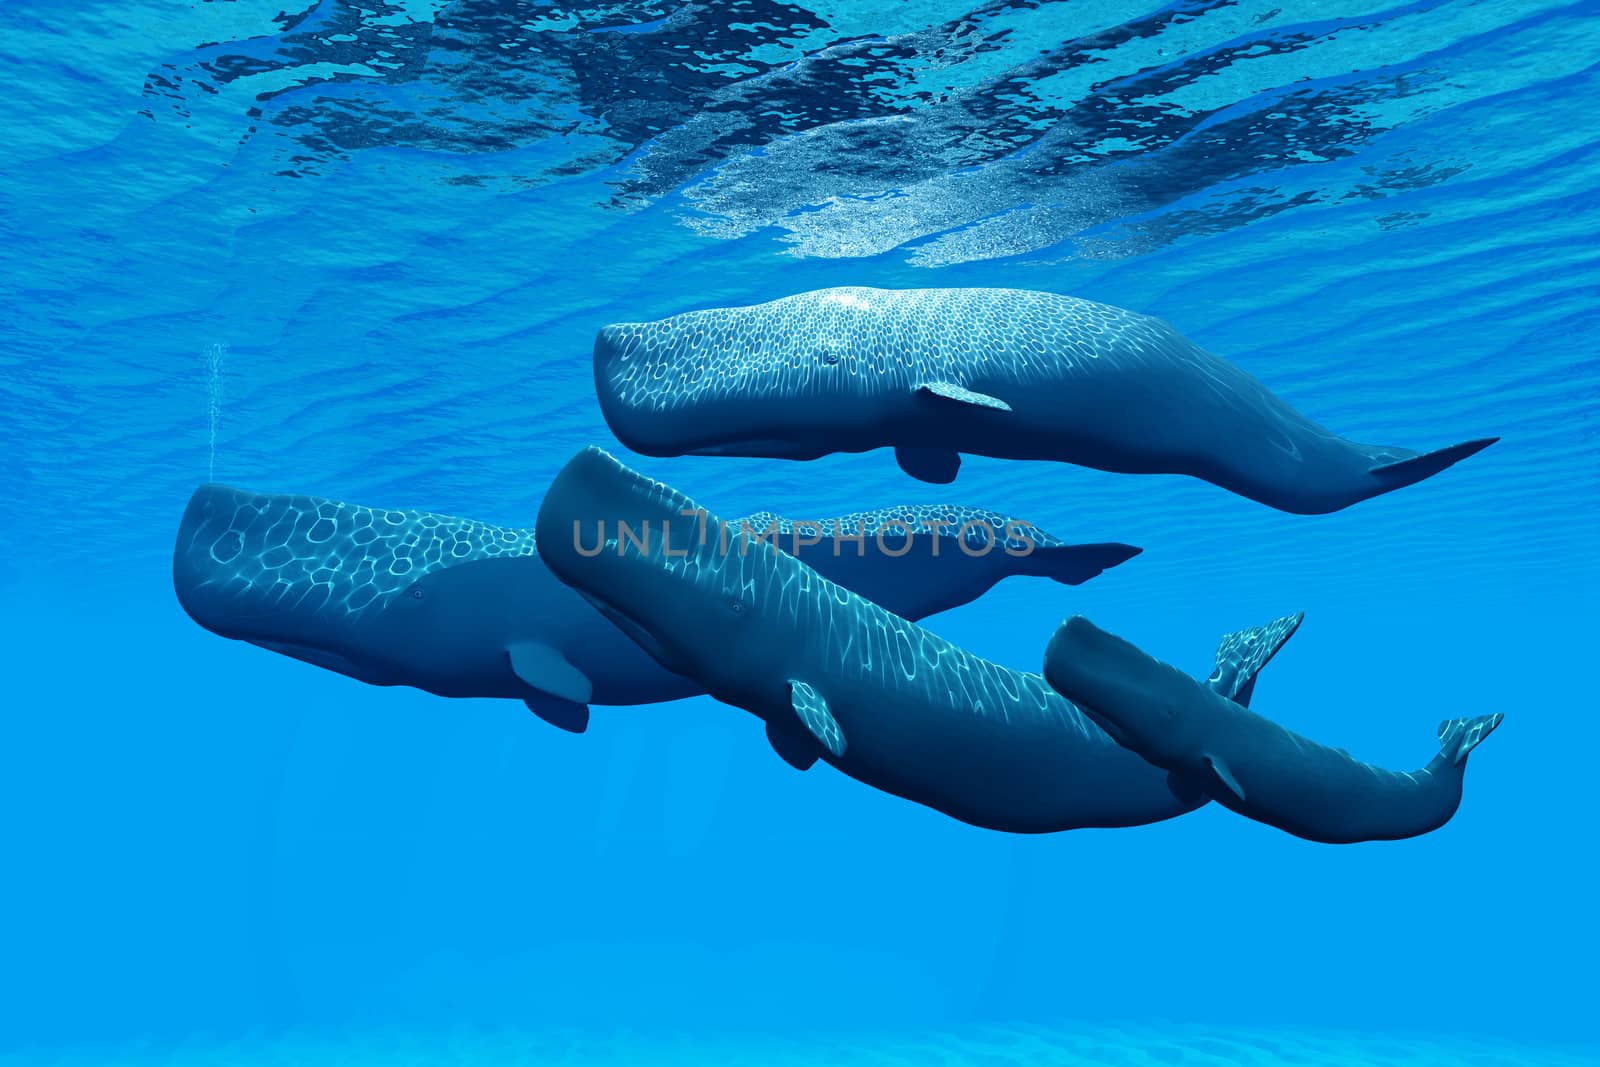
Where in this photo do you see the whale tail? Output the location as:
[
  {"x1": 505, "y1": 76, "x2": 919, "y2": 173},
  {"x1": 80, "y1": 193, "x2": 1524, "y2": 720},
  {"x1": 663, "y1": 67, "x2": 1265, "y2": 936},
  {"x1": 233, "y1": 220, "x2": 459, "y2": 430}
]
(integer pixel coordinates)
[
  {"x1": 1208, "y1": 611, "x2": 1304, "y2": 707},
  {"x1": 1017, "y1": 542, "x2": 1143, "y2": 586},
  {"x1": 1367, "y1": 437, "x2": 1499, "y2": 492},
  {"x1": 1437, "y1": 714, "x2": 1504, "y2": 766}
]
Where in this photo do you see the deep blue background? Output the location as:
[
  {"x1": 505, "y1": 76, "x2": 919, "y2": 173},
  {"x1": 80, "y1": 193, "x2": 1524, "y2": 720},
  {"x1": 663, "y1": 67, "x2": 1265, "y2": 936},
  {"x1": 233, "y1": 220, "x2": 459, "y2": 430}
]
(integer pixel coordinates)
[{"x1": 3, "y1": 1, "x2": 1596, "y2": 1061}]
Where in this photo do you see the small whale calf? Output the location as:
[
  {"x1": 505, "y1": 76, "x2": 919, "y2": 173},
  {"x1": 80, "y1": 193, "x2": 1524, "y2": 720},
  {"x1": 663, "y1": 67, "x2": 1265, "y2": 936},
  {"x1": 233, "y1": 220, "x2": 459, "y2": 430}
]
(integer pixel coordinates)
[
  {"x1": 534, "y1": 446, "x2": 1302, "y2": 834},
  {"x1": 173, "y1": 483, "x2": 1138, "y2": 733},
  {"x1": 1043, "y1": 615, "x2": 1504, "y2": 843},
  {"x1": 728, "y1": 505, "x2": 1140, "y2": 617},
  {"x1": 593, "y1": 286, "x2": 1497, "y2": 514}
]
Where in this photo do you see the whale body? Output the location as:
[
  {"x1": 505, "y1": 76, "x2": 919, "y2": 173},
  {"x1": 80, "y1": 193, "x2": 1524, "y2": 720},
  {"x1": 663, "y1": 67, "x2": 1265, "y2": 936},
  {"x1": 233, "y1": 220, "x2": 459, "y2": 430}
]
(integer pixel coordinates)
[
  {"x1": 533, "y1": 447, "x2": 1302, "y2": 833},
  {"x1": 173, "y1": 483, "x2": 1139, "y2": 732},
  {"x1": 593, "y1": 286, "x2": 1497, "y2": 515},
  {"x1": 1044, "y1": 614, "x2": 1504, "y2": 843}
]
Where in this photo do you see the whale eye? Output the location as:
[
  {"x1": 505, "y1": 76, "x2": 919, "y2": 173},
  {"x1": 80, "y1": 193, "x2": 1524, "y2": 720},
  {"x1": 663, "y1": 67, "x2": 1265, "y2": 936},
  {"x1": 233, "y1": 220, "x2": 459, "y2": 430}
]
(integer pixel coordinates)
[
  {"x1": 410, "y1": 588, "x2": 425, "y2": 600},
  {"x1": 820, "y1": 348, "x2": 840, "y2": 365},
  {"x1": 729, "y1": 599, "x2": 745, "y2": 615}
]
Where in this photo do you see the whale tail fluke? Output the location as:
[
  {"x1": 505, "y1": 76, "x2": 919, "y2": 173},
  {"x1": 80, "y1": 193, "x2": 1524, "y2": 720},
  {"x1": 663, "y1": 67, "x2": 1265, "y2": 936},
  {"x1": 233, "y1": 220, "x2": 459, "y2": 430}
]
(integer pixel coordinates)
[
  {"x1": 1437, "y1": 713, "x2": 1504, "y2": 766},
  {"x1": 1368, "y1": 437, "x2": 1499, "y2": 489},
  {"x1": 1019, "y1": 542, "x2": 1143, "y2": 586},
  {"x1": 1208, "y1": 611, "x2": 1304, "y2": 707}
]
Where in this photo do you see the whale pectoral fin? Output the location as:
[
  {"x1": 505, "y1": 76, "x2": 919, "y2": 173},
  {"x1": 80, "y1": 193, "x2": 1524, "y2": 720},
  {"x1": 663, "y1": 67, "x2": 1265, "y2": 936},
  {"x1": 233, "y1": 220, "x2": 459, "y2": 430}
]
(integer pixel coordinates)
[
  {"x1": 1203, "y1": 753, "x2": 1246, "y2": 804},
  {"x1": 788, "y1": 680, "x2": 845, "y2": 758},
  {"x1": 895, "y1": 446, "x2": 961, "y2": 484},
  {"x1": 765, "y1": 718, "x2": 820, "y2": 771},
  {"x1": 507, "y1": 641, "x2": 594, "y2": 705},
  {"x1": 524, "y1": 695, "x2": 591, "y2": 734},
  {"x1": 917, "y1": 381, "x2": 1012, "y2": 412}
]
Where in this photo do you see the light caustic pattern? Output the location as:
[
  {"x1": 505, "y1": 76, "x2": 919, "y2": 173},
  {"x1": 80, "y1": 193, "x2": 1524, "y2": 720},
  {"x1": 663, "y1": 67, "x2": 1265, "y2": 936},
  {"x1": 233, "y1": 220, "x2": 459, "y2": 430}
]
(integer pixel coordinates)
[
  {"x1": 597, "y1": 285, "x2": 1255, "y2": 420},
  {"x1": 180, "y1": 487, "x2": 538, "y2": 617}
]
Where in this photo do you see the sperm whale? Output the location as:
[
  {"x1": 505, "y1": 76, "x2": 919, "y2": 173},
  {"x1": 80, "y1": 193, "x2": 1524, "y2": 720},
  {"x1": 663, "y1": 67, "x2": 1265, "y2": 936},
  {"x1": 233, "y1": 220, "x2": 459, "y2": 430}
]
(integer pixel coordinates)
[{"x1": 593, "y1": 286, "x2": 1496, "y2": 514}]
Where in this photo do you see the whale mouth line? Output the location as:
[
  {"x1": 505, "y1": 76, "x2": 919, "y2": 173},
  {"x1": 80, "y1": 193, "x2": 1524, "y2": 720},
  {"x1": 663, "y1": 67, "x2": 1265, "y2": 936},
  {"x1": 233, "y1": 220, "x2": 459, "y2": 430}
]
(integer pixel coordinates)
[
  {"x1": 684, "y1": 438, "x2": 821, "y2": 460},
  {"x1": 579, "y1": 590, "x2": 677, "y2": 668},
  {"x1": 247, "y1": 638, "x2": 368, "y2": 678},
  {"x1": 1073, "y1": 700, "x2": 1127, "y2": 745}
]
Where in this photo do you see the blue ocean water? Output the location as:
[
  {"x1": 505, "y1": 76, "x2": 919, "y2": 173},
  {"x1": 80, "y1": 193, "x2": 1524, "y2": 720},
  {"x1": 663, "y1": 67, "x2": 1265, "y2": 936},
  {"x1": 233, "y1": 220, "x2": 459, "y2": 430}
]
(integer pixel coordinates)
[{"x1": 2, "y1": 1, "x2": 1597, "y2": 1063}]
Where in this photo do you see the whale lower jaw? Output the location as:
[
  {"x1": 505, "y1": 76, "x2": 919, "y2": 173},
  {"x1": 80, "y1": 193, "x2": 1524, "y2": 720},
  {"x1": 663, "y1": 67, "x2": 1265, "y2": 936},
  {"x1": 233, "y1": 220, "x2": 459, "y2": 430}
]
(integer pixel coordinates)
[
  {"x1": 247, "y1": 638, "x2": 379, "y2": 683},
  {"x1": 577, "y1": 591, "x2": 685, "y2": 674},
  {"x1": 1075, "y1": 704, "x2": 1128, "y2": 746}
]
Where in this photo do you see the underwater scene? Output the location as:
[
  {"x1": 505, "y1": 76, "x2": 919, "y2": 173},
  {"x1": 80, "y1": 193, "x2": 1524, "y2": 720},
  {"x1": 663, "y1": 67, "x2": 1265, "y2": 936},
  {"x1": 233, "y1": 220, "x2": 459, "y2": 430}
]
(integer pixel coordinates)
[{"x1": 3, "y1": 0, "x2": 1597, "y2": 1064}]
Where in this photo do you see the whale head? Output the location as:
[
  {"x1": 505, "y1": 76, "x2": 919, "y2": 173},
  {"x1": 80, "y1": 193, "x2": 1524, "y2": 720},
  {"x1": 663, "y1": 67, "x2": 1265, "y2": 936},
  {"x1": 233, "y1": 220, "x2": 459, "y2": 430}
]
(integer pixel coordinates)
[
  {"x1": 591, "y1": 290, "x2": 900, "y2": 459},
  {"x1": 172, "y1": 483, "x2": 538, "y2": 686},
  {"x1": 1043, "y1": 615, "x2": 1211, "y2": 766},
  {"x1": 535, "y1": 447, "x2": 780, "y2": 692}
]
